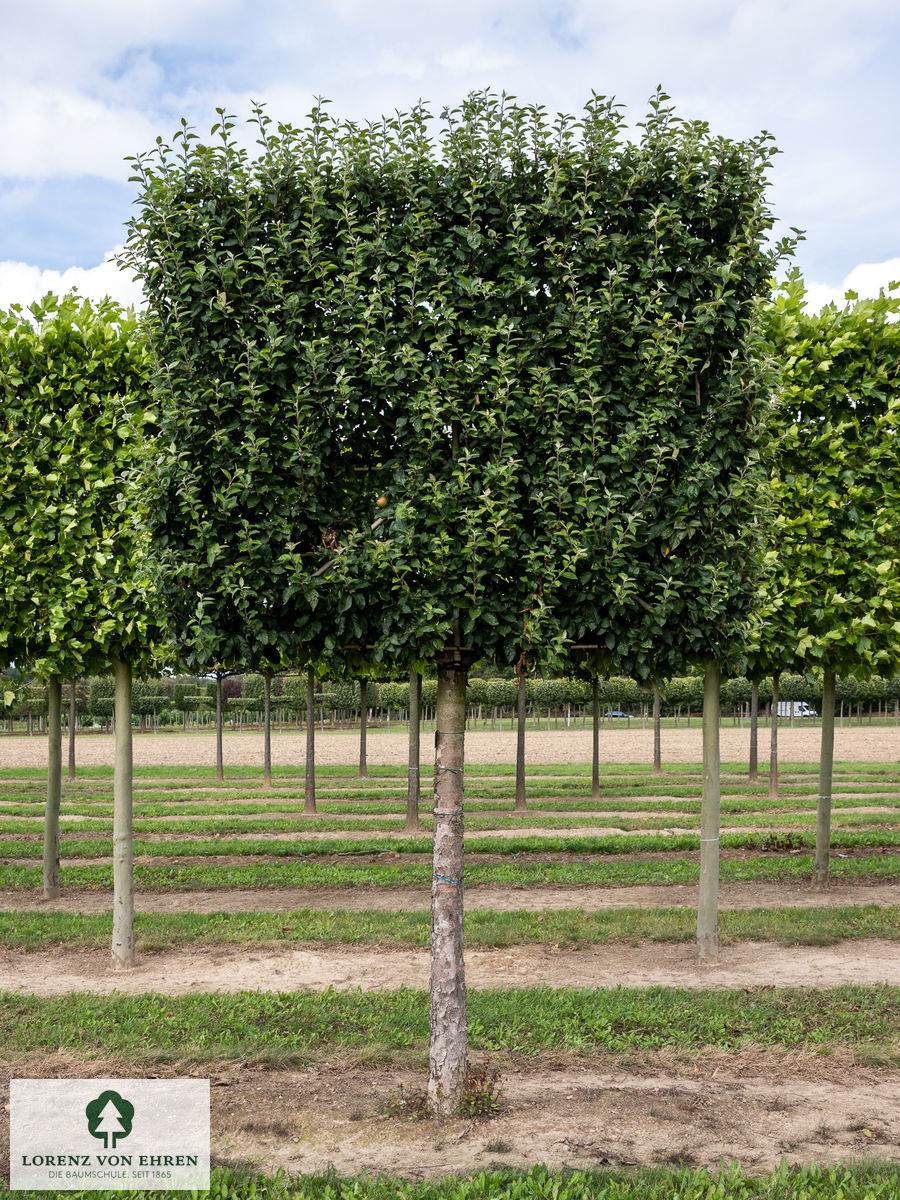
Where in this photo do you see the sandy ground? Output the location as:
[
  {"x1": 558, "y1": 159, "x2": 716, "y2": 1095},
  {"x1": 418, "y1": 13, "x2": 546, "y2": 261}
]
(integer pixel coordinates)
[
  {"x1": 2, "y1": 1051, "x2": 899, "y2": 1179},
  {"x1": 2, "y1": 724, "x2": 900, "y2": 767},
  {"x1": 3, "y1": 938, "x2": 900, "y2": 996},
  {"x1": 2, "y1": 881, "x2": 898, "y2": 914}
]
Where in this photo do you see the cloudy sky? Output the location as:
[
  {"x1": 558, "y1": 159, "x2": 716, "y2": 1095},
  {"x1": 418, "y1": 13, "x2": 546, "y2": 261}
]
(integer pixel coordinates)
[{"x1": 1, "y1": 0, "x2": 898, "y2": 312}]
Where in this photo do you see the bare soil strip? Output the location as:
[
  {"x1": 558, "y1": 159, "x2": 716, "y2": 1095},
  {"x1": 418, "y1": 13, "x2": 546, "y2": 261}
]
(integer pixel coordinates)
[
  {"x1": 2, "y1": 725, "x2": 900, "y2": 767},
  {"x1": 2, "y1": 881, "x2": 897, "y2": 914},
  {"x1": 3, "y1": 938, "x2": 900, "y2": 995},
  {"x1": 1, "y1": 1051, "x2": 899, "y2": 1179}
]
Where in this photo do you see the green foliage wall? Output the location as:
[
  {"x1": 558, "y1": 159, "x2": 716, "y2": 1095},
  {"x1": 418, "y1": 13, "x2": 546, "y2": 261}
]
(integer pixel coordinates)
[
  {"x1": 0, "y1": 293, "x2": 158, "y2": 679},
  {"x1": 127, "y1": 92, "x2": 784, "y2": 681},
  {"x1": 754, "y1": 274, "x2": 900, "y2": 679}
]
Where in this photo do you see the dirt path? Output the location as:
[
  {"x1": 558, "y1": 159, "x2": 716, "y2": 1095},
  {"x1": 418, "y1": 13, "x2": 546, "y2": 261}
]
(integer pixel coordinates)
[
  {"x1": 3, "y1": 938, "x2": 900, "y2": 995},
  {"x1": 1, "y1": 1051, "x2": 898, "y2": 1178},
  {"x1": 3, "y1": 725, "x2": 900, "y2": 767},
  {"x1": 2, "y1": 881, "x2": 897, "y2": 915}
]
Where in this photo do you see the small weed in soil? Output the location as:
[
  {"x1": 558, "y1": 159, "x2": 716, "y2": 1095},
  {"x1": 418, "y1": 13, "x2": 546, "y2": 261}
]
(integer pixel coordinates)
[
  {"x1": 486, "y1": 1138, "x2": 513, "y2": 1153},
  {"x1": 383, "y1": 1066, "x2": 503, "y2": 1121},
  {"x1": 752, "y1": 830, "x2": 806, "y2": 852},
  {"x1": 384, "y1": 1082, "x2": 431, "y2": 1121},
  {"x1": 456, "y1": 1064, "x2": 503, "y2": 1118}
]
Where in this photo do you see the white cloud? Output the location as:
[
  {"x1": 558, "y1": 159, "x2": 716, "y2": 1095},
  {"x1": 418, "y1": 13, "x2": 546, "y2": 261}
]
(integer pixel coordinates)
[
  {"x1": 804, "y1": 258, "x2": 900, "y2": 312},
  {"x1": 0, "y1": 85, "x2": 159, "y2": 180},
  {"x1": 0, "y1": 248, "x2": 144, "y2": 312}
]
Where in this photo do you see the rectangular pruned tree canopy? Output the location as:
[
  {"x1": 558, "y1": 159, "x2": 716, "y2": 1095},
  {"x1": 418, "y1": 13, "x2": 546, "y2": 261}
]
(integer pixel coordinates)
[{"x1": 126, "y1": 90, "x2": 790, "y2": 679}]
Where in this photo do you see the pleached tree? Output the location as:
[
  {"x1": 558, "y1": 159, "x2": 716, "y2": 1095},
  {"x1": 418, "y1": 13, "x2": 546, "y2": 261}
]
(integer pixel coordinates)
[
  {"x1": 126, "y1": 89, "x2": 784, "y2": 1110},
  {"x1": 0, "y1": 293, "x2": 157, "y2": 960},
  {"x1": 754, "y1": 274, "x2": 900, "y2": 886}
]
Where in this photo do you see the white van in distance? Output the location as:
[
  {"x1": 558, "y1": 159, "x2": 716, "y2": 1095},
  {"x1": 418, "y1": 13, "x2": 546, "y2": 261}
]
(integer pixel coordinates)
[{"x1": 776, "y1": 701, "x2": 818, "y2": 718}]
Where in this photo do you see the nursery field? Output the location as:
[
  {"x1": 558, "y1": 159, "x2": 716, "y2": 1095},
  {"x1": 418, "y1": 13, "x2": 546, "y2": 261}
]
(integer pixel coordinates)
[
  {"x1": 1, "y1": 743, "x2": 899, "y2": 1189},
  {"x1": 3, "y1": 722, "x2": 900, "y2": 767}
]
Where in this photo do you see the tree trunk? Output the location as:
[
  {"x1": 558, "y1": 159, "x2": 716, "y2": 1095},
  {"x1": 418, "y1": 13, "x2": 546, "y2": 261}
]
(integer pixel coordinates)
[
  {"x1": 406, "y1": 668, "x2": 422, "y2": 833},
  {"x1": 43, "y1": 676, "x2": 62, "y2": 899},
  {"x1": 67, "y1": 677, "x2": 77, "y2": 781},
  {"x1": 749, "y1": 683, "x2": 759, "y2": 782},
  {"x1": 428, "y1": 649, "x2": 469, "y2": 1115},
  {"x1": 304, "y1": 666, "x2": 316, "y2": 815},
  {"x1": 359, "y1": 678, "x2": 368, "y2": 778},
  {"x1": 111, "y1": 657, "x2": 135, "y2": 968},
  {"x1": 769, "y1": 673, "x2": 780, "y2": 799},
  {"x1": 263, "y1": 673, "x2": 272, "y2": 788},
  {"x1": 215, "y1": 676, "x2": 224, "y2": 783},
  {"x1": 514, "y1": 673, "x2": 527, "y2": 812},
  {"x1": 697, "y1": 662, "x2": 721, "y2": 961},
  {"x1": 814, "y1": 670, "x2": 836, "y2": 888},
  {"x1": 591, "y1": 677, "x2": 600, "y2": 801},
  {"x1": 652, "y1": 684, "x2": 661, "y2": 775}
]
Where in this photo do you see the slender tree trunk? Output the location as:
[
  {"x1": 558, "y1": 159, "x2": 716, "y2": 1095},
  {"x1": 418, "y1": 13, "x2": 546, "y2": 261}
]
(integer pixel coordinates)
[
  {"x1": 428, "y1": 650, "x2": 469, "y2": 1115},
  {"x1": 814, "y1": 670, "x2": 836, "y2": 888},
  {"x1": 263, "y1": 673, "x2": 272, "y2": 789},
  {"x1": 591, "y1": 677, "x2": 600, "y2": 801},
  {"x1": 359, "y1": 678, "x2": 368, "y2": 778},
  {"x1": 515, "y1": 673, "x2": 527, "y2": 812},
  {"x1": 769, "y1": 673, "x2": 780, "y2": 799},
  {"x1": 43, "y1": 675, "x2": 62, "y2": 899},
  {"x1": 215, "y1": 676, "x2": 224, "y2": 783},
  {"x1": 652, "y1": 684, "x2": 661, "y2": 775},
  {"x1": 304, "y1": 666, "x2": 316, "y2": 815},
  {"x1": 407, "y1": 667, "x2": 421, "y2": 832},
  {"x1": 111, "y1": 657, "x2": 134, "y2": 967},
  {"x1": 749, "y1": 684, "x2": 759, "y2": 782},
  {"x1": 697, "y1": 662, "x2": 721, "y2": 961},
  {"x1": 67, "y1": 677, "x2": 77, "y2": 781}
]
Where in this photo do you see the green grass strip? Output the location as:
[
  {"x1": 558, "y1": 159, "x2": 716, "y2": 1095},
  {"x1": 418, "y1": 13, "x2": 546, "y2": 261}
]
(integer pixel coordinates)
[
  {"x1": 4, "y1": 795, "x2": 898, "y2": 822},
  {"x1": 4, "y1": 810, "x2": 900, "y2": 840},
  {"x1": 2, "y1": 853, "x2": 900, "y2": 890},
  {"x1": 0, "y1": 904, "x2": 897, "y2": 952},
  {"x1": 6, "y1": 829, "x2": 900, "y2": 861},
  {"x1": 5, "y1": 1162, "x2": 900, "y2": 1200},
  {"x1": 1, "y1": 984, "x2": 898, "y2": 1061}
]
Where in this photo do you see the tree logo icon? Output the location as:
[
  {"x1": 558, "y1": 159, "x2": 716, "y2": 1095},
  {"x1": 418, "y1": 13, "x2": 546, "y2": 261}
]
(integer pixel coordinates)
[{"x1": 85, "y1": 1090, "x2": 134, "y2": 1149}]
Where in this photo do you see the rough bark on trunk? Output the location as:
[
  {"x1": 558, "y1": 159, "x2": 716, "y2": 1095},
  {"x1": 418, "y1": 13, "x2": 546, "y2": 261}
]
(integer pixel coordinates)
[
  {"x1": 406, "y1": 667, "x2": 421, "y2": 832},
  {"x1": 697, "y1": 662, "x2": 721, "y2": 961},
  {"x1": 814, "y1": 670, "x2": 836, "y2": 888},
  {"x1": 359, "y1": 678, "x2": 368, "y2": 778},
  {"x1": 43, "y1": 675, "x2": 62, "y2": 899},
  {"x1": 263, "y1": 673, "x2": 272, "y2": 788},
  {"x1": 769, "y1": 673, "x2": 780, "y2": 799},
  {"x1": 215, "y1": 675, "x2": 224, "y2": 782},
  {"x1": 591, "y1": 677, "x2": 600, "y2": 801},
  {"x1": 652, "y1": 684, "x2": 661, "y2": 775},
  {"x1": 749, "y1": 683, "x2": 759, "y2": 782},
  {"x1": 514, "y1": 673, "x2": 527, "y2": 812},
  {"x1": 304, "y1": 666, "x2": 316, "y2": 815},
  {"x1": 428, "y1": 649, "x2": 469, "y2": 1115},
  {"x1": 111, "y1": 657, "x2": 135, "y2": 967},
  {"x1": 67, "y1": 677, "x2": 77, "y2": 781}
]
